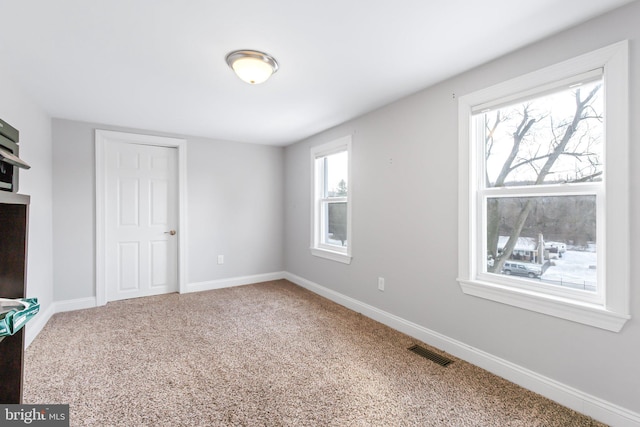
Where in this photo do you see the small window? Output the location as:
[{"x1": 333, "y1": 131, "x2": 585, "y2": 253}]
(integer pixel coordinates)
[
  {"x1": 310, "y1": 136, "x2": 352, "y2": 264},
  {"x1": 458, "y1": 42, "x2": 630, "y2": 331}
]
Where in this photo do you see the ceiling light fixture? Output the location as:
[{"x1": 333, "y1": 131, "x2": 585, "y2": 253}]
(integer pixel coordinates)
[{"x1": 225, "y1": 50, "x2": 279, "y2": 85}]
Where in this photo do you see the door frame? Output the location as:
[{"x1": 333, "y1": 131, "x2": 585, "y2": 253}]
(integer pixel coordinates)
[{"x1": 95, "y1": 129, "x2": 188, "y2": 306}]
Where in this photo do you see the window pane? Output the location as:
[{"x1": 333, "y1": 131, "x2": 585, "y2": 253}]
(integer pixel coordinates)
[
  {"x1": 480, "y1": 79, "x2": 603, "y2": 188},
  {"x1": 322, "y1": 201, "x2": 347, "y2": 247},
  {"x1": 324, "y1": 151, "x2": 348, "y2": 198},
  {"x1": 486, "y1": 195, "x2": 597, "y2": 292}
]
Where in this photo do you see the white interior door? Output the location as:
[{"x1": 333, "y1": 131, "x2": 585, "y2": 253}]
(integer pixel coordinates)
[{"x1": 105, "y1": 140, "x2": 179, "y2": 301}]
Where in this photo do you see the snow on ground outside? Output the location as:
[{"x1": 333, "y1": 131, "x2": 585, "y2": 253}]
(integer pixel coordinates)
[{"x1": 541, "y1": 250, "x2": 597, "y2": 290}]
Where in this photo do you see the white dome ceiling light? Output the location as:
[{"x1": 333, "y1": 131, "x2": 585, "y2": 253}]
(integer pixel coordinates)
[{"x1": 225, "y1": 50, "x2": 279, "y2": 85}]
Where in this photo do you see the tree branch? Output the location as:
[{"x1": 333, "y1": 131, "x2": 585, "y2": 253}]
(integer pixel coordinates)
[
  {"x1": 493, "y1": 108, "x2": 536, "y2": 187},
  {"x1": 565, "y1": 171, "x2": 603, "y2": 183}
]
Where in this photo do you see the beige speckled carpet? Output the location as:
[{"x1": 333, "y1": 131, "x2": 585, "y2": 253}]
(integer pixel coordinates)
[{"x1": 24, "y1": 280, "x2": 604, "y2": 426}]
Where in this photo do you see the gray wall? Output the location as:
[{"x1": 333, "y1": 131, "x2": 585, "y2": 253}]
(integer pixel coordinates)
[
  {"x1": 0, "y1": 67, "x2": 54, "y2": 334},
  {"x1": 186, "y1": 136, "x2": 284, "y2": 283},
  {"x1": 284, "y1": 2, "x2": 640, "y2": 414},
  {"x1": 52, "y1": 119, "x2": 284, "y2": 301}
]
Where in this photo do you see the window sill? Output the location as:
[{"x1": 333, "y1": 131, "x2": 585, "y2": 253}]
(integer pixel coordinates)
[
  {"x1": 310, "y1": 248, "x2": 352, "y2": 265},
  {"x1": 458, "y1": 278, "x2": 629, "y2": 332}
]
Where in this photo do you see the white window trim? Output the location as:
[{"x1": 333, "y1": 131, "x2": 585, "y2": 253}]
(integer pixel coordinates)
[
  {"x1": 457, "y1": 41, "x2": 630, "y2": 332},
  {"x1": 310, "y1": 136, "x2": 353, "y2": 264}
]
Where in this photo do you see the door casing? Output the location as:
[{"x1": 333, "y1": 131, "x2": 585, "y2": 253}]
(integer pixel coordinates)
[{"x1": 95, "y1": 130, "x2": 188, "y2": 306}]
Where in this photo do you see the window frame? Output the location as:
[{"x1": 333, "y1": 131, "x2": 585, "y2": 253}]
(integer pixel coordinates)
[
  {"x1": 457, "y1": 41, "x2": 630, "y2": 332},
  {"x1": 310, "y1": 136, "x2": 353, "y2": 264}
]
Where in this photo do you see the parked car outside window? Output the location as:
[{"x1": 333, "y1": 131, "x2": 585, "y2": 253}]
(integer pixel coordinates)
[{"x1": 502, "y1": 262, "x2": 542, "y2": 278}]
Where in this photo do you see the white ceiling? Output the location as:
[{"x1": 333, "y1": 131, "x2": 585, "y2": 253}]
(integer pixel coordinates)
[{"x1": 0, "y1": 0, "x2": 634, "y2": 146}]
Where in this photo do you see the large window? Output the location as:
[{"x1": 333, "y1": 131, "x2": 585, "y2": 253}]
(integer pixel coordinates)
[
  {"x1": 458, "y1": 42, "x2": 629, "y2": 331},
  {"x1": 311, "y1": 136, "x2": 352, "y2": 264}
]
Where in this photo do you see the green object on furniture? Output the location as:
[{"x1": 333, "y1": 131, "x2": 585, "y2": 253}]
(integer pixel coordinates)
[{"x1": 0, "y1": 298, "x2": 39, "y2": 337}]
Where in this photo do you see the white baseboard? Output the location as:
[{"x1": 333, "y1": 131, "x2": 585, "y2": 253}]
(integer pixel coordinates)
[
  {"x1": 55, "y1": 296, "x2": 97, "y2": 313},
  {"x1": 25, "y1": 304, "x2": 55, "y2": 348},
  {"x1": 25, "y1": 296, "x2": 97, "y2": 347},
  {"x1": 25, "y1": 273, "x2": 287, "y2": 348},
  {"x1": 23, "y1": 272, "x2": 639, "y2": 426},
  {"x1": 185, "y1": 271, "x2": 285, "y2": 293},
  {"x1": 283, "y1": 272, "x2": 640, "y2": 427}
]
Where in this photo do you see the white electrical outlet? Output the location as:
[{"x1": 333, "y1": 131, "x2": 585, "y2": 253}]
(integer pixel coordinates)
[
  {"x1": 378, "y1": 277, "x2": 385, "y2": 291},
  {"x1": 217, "y1": 255, "x2": 224, "y2": 265}
]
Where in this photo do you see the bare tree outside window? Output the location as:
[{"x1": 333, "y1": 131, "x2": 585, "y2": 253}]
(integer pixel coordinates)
[{"x1": 479, "y1": 79, "x2": 603, "y2": 284}]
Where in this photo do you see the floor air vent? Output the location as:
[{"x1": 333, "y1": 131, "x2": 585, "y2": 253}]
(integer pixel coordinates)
[{"x1": 408, "y1": 345, "x2": 453, "y2": 367}]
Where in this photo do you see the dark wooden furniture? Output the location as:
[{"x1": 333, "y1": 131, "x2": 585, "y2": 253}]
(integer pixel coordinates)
[{"x1": 0, "y1": 192, "x2": 30, "y2": 404}]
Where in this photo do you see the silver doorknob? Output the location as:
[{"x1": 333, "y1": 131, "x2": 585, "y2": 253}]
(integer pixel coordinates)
[{"x1": 164, "y1": 230, "x2": 177, "y2": 236}]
